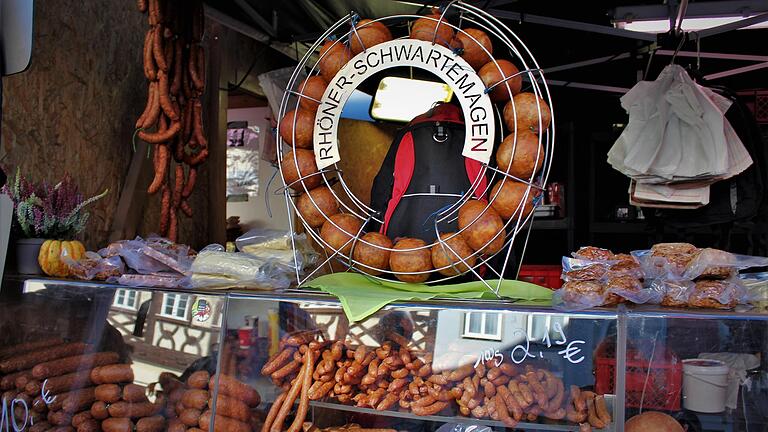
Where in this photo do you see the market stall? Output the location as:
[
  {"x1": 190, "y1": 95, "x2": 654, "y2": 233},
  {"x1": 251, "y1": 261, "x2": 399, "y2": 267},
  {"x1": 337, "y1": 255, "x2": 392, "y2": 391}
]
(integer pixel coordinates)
[{"x1": 0, "y1": 0, "x2": 767, "y2": 431}]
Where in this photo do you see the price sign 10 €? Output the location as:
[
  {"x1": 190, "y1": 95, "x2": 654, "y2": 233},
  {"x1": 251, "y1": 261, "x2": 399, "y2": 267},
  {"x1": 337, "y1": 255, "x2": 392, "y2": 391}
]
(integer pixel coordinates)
[{"x1": 474, "y1": 322, "x2": 585, "y2": 368}]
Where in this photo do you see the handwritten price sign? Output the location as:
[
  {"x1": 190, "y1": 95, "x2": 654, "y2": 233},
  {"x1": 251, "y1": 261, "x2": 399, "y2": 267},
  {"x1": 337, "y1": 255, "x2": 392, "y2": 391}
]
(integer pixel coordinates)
[
  {"x1": 1, "y1": 380, "x2": 56, "y2": 431},
  {"x1": 475, "y1": 322, "x2": 585, "y2": 367}
]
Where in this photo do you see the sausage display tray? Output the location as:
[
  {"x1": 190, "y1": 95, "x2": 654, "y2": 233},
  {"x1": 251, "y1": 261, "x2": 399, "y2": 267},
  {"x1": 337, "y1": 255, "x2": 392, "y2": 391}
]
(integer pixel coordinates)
[
  {"x1": 308, "y1": 397, "x2": 616, "y2": 431},
  {"x1": 1, "y1": 276, "x2": 766, "y2": 431}
]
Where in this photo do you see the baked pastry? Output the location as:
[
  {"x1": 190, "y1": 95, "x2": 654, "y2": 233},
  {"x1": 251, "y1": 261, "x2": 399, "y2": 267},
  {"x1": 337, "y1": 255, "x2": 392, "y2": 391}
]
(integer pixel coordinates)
[
  {"x1": 609, "y1": 253, "x2": 643, "y2": 278},
  {"x1": 651, "y1": 242, "x2": 698, "y2": 256},
  {"x1": 562, "y1": 280, "x2": 606, "y2": 306},
  {"x1": 573, "y1": 246, "x2": 615, "y2": 262},
  {"x1": 604, "y1": 275, "x2": 642, "y2": 305},
  {"x1": 563, "y1": 263, "x2": 608, "y2": 281},
  {"x1": 650, "y1": 242, "x2": 699, "y2": 276},
  {"x1": 688, "y1": 279, "x2": 739, "y2": 309},
  {"x1": 658, "y1": 279, "x2": 693, "y2": 307},
  {"x1": 687, "y1": 248, "x2": 737, "y2": 279}
]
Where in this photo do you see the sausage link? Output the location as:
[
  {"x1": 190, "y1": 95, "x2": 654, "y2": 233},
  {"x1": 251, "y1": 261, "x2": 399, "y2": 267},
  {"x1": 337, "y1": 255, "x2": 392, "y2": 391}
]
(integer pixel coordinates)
[
  {"x1": 0, "y1": 343, "x2": 90, "y2": 373},
  {"x1": 211, "y1": 374, "x2": 260, "y2": 407},
  {"x1": 91, "y1": 364, "x2": 134, "y2": 384},
  {"x1": 123, "y1": 383, "x2": 148, "y2": 403},
  {"x1": 181, "y1": 389, "x2": 209, "y2": 410},
  {"x1": 95, "y1": 384, "x2": 121, "y2": 403},
  {"x1": 102, "y1": 417, "x2": 134, "y2": 432},
  {"x1": 158, "y1": 70, "x2": 179, "y2": 120},
  {"x1": 186, "y1": 370, "x2": 210, "y2": 390},
  {"x1": 153, "y1": 25, "x2": 168, "y2": 71},
  {"x1": 136, "y1": 415, "x2": 166, "y2": 432}
]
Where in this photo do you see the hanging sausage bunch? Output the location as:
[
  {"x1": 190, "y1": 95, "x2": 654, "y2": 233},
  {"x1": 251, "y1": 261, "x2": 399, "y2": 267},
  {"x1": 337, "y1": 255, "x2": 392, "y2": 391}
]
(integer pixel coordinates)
[
  {"x1": 279, "y1": 8, "x2": 553, "y2": 283},
  {"x1": 135, "y1": 0, "x2": 207, "y2": 242}
]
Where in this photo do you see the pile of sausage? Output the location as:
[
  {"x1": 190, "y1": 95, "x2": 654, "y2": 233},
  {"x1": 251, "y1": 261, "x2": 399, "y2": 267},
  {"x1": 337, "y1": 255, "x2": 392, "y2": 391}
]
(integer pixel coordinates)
[
  {"x1": 0, "y1": 339, "x2": 130, "y2": 432},
  {"x1": 90, "y1": 367, "x2": 167, "y2": 432},
  {"x1": 261, "y1": 331, "x2": 612, "y2": 431},
  {"x1": 135, "y1": 0, "x2": 208, "y2": 242},
  {"x1": 164, "y1": 370, "x2": 261, "y2": 432}
]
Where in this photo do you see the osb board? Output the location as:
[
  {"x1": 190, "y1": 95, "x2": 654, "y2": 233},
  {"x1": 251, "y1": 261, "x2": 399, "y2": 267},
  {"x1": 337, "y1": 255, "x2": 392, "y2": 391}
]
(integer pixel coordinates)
[{"x1": 1, "y1": 0, "x2": 210, "y2": 250}]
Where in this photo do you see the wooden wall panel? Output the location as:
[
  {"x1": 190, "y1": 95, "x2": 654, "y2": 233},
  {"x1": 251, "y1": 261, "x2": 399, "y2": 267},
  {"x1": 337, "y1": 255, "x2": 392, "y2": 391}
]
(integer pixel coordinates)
[{"x1": 1, "y1": 0, "x2": 145, "y2": 249}]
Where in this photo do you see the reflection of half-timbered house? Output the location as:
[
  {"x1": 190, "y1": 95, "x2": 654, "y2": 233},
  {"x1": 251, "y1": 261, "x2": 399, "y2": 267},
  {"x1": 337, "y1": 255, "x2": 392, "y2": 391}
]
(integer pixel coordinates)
[{"x1": 107, "y1": 289, "x2": 223, "y2": 385}]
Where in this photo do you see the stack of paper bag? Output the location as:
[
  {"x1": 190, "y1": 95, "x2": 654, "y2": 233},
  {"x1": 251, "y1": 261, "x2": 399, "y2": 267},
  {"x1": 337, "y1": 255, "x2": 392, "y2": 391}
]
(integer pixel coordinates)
[{"x1": 608, "y1": 65, "x2": 752, "y2": 208}]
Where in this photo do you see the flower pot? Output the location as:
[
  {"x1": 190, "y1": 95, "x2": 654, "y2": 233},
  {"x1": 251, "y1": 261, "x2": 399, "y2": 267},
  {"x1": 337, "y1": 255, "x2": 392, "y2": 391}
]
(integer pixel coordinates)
[{"x1": 15, "y1": 238, "x2": 45, "y2": 275}]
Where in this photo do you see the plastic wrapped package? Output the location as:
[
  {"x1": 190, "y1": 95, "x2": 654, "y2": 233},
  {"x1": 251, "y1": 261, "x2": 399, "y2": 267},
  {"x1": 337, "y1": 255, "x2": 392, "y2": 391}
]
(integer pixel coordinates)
[
  {"x1": 653, "y1": 278, "x2": 695, "y2": 308},
  {"x1": 604, "y1": 274, "x2": 659, "y2": 305},
  {"x1": 688, "y1": 278, "x2": 747, "y2": 309},
  {"x1": 683, "y1": 248, "x2": 768, "y2": 280},
  {"x1": 99, "y1": 238, "x2": 173, "y2": 274},
  {"x1": 740, "y1": 272, "x2": 768, "y2": 310},
  {"x1": 235, "y1": 229, "x2": 319, "y2": 270},
  {"x1": 189, "y1": 245, "x2": 293, "y2": 290},
  {"x1": 554, "y1": 280, "x2": 607, "y2": 311},
  {"x1": 99, "y1": 236, "x2": 195, "y2": 275},
  {"x1": 561, "y1": 257, "x2": 609, "y2": 282},
  {"x1": 572, "y1": 246, "x2": 615, "y2": 262},
  {"x1": 64, "y1": 252, "x2": 125, "y2": 281},
  {"x1": 609, "y1": 253, "x2": 644, "y2": 279},
  {"x1": 633, "y1": 243, "x2": 699, "y2": 279}
]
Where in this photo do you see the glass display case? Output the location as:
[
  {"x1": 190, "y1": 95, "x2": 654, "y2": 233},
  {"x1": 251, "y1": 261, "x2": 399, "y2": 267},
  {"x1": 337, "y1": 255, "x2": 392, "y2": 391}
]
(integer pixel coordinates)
[{"x1": 0, "y1": 277, "x2": 765, "y2": 431}]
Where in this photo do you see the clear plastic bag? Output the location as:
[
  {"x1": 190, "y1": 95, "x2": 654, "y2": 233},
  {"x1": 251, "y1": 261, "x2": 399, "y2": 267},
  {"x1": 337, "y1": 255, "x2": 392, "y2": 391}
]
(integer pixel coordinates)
[
  {"x1": 688, "y1": 277, "x2": 747, "y2": 309},
  {"x1": 652, "y1": 278, "x2": 695, "y2": 307},
  {"x1": 561, "y1": 257, "x2": 609, "y2": 282},
  {"x1": 572, "y1": 246, "x2": 616, "y2": 262},
  {"x1": 605, "y1": 275, "x2": 661, "y2": 305},
  {"x1": 235, "y1": 229, "x2": 319, "y2": 271},
  {"x1": 189, "y1": 245, "x2": 293, "y2": 290},
  {"x1": 553, "y1": 280, "x2": 607, "y2": 311},
  {"x1": 63, "y1": 252, "x2": 125, "y2": 281},
  {"x1": 99, "y1": 236, "x2": 194, "y2": 275},
  {"x1": 683, "y1": 248, "x2": 768, "y2": 280}
]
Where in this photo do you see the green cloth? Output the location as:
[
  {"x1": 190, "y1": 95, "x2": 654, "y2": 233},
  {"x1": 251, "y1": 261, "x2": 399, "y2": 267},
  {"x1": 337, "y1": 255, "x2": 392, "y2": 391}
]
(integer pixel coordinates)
[{"x1": 301, "y1": 273, "x2": 553, "y2": 322}]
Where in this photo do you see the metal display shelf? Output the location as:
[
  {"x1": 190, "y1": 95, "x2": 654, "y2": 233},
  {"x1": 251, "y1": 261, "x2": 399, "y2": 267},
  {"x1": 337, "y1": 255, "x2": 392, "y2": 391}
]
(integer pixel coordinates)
[{"x1": 309, "y1": 397, "x2": 616, "y2": 431}]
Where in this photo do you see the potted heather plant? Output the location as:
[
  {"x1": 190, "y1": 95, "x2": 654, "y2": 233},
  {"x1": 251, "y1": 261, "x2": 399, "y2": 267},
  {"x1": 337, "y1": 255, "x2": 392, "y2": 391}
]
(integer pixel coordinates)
[{"x1": 3, "y1": 168, "x2": 108, "y2": 274}]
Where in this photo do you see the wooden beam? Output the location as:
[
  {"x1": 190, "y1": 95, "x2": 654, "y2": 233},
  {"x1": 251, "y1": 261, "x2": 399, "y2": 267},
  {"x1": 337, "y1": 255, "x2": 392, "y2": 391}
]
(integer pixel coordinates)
[
  {"x1": 205, "y1": 23, "x2": 228, "y2": 246},
  {"x1": 109, "y1": 140, "x2": 153, "y2": 242}
]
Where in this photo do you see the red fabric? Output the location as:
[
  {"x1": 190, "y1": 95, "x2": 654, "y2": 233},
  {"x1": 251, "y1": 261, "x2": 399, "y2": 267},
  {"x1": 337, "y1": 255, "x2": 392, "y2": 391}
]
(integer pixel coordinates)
[
  {"x1": 465, "y1": 158, "x2": 488, "y2": 200},
  {"x1": 381, "y1": 131, "x2": 415, "y2": 235}
]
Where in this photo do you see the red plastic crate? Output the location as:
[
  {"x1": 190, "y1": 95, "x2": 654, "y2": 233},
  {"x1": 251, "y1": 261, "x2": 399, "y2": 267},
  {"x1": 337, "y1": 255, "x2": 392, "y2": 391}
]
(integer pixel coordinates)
[
  {"x1": 594, "y1": 341, "x2": 682, "y2": 411},
  {"x1": 518, "y1": 264, "x2": 562, "y2": 289}
]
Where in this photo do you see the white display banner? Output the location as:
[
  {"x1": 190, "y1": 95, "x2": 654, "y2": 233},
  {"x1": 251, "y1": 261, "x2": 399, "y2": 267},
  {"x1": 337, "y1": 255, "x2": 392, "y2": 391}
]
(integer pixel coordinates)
[{"x1": 313, "y1": 39, "x2": 495, "y2": 169}]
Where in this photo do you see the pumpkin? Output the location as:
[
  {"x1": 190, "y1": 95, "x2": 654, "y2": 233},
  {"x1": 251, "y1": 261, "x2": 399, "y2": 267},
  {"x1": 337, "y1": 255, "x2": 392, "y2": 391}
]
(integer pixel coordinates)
[{"x1": 38, "y1": 240, "x2": 86, "y2": 277}]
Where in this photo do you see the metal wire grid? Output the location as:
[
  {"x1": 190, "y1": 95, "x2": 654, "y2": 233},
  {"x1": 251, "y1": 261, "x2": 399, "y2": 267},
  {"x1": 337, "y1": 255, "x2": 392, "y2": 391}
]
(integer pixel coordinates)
[{"x1": 275, "y1": 1, "x2": 555, "y2": 296}]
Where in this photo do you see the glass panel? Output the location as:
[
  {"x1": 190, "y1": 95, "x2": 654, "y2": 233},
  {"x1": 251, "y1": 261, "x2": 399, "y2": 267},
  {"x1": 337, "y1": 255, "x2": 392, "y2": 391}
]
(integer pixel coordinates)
[
  {"x1": 467, "y1": 312, "x2": 481, "y2": 334},
  {"x1": 218, "y1": 294, "x2": 618, "y2": 431},
  {"x1": 0, "y1": 279, "x2": 224, "y2": 431},
  {"x1": 625, "y1": 309, "x2": 768, "y2": 431},
  {"x1": 484, "y1": 312, "x2": 500, "y2": 336}
]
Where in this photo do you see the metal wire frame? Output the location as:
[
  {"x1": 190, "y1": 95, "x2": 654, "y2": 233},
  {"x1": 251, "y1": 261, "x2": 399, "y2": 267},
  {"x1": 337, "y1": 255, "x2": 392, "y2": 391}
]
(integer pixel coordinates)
[{"x1": 275, "y1": 1, "x2": 555, "y2": 288}]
